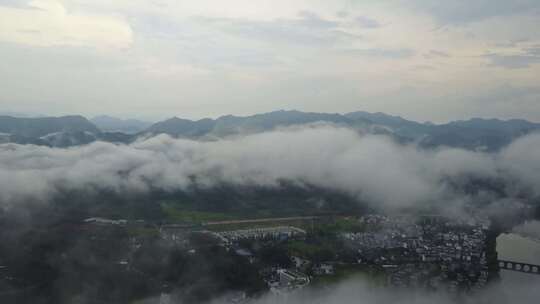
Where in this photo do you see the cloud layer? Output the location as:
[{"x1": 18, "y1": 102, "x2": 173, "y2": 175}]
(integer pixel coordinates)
[
  {"x1": 1, "y1": 125, "x2": 539, "y2": 213},
  {"x1": 0, "y1": 0, "x2": 132, "y2": 48}
]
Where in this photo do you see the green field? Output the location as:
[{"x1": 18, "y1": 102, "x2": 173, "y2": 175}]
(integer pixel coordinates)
[
  {"x1": 160, "y1": 202, "x2": 236, "y2": 223},
  {"x1": 310, "y1": 264, "x2": 386, "y2": 287},
  {"x1": 205, "y1": 219, "x2": 317, "y2": 232},
  {"x1": 314, "y1": 217, "x2": 367, "y2": 234},
  {"x1": 126, "y1": 226, "x2": 160, "y2": 237}
]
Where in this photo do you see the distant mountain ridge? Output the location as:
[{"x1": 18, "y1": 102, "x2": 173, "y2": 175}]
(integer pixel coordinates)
[
  {"x1": 146, "y1": 110, "x2": 367, "y2": 138},
  {"x1": 1, "y1": 111, "x2": 539, "y2": 151},
  {"x1": 0, "y1": 115, "x2": 99, "y2": 138},
  {"x1": 91, "y1": 115, "x2": 151, "y2": 134},
  {"x1": 0, "y1": 115, "x2": 132, "y2": 147},
  {"x1": 142, "y1": 110, "x2": 540, "y2": 151},
  {"x1": 146, "y1": 117, "x2": 216, "y2": 138}
]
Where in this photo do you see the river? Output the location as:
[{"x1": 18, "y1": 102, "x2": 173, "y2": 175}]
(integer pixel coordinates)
[{"x1": 496, "y1": 220, "x2": 540, "y2": 297}]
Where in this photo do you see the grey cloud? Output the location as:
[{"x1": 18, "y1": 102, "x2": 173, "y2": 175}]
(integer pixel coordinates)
[
  {"x1": 134, "y1": 14, "x2": 190, "y2": 39},
  {"x1": 484, "y1": 46, "x2": 540, "y2": 68},
  {"x1": 493, "y1": 38, "x2": 530, "y2": 48},
  {"x1": 474, "y1": 85, "x2": 540, "y2": 103},
  {"x1": 525, "y1": 46, "x2": 540, "y2": 56},
  {"x1": 485, "y1": 53, "x2": 540, "y2": 69},
  {"x1": 195, "y1": 11, "x2": 359, "y2": 47},
  {"x1": 443, "y1": 85, "x2": 540, "y2": 122},
  {"x1": 130, "y1": 14, "x2": 282, "y2": 68},
  {"x1": 405, "y1": 0, "x2": 540, "y2": 24},
  {"x1": 336, "y1": 10, "x2": 349, "y2": 18},
  {"x1": 296, "y1": 10, "x2": 339, "y2": 29},
  {"x1": 414, "y1": 64, "x2": 436, "y2": 70},
  {"x1": 343, "y1": 48, "x2": 415, "y2": 59},
  {"x1": 186, "y1": 47, "x2": 280, "y2": 68},
  {"x1": 355, "y1": 16, "x2": 382, "y2": 28},
  {"x1": 130, "y1": 11, "x2": 350, "y2": 69},
  {"x1": 0, "y1": 0, "x2": 30, "y2": 8},
  {"x1": 424, "y1": 50, "x2": 450, "y2": 58}
]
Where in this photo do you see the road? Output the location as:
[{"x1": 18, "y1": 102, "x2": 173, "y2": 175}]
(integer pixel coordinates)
[{"x1": 202, "y1": 215, "x2": 322, "y2": 226}]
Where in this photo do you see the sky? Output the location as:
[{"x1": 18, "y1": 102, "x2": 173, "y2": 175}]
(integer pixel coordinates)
[{"x1": 0, "y1": 0, "x2": 539, "y2": 123}]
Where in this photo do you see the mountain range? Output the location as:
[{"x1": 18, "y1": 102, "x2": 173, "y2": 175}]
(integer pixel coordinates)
[
  {"x1": 90, "y1": 115, "x2": 152, "y2": 134},
  {"x1": 1, "y1": 110, "x2": 539, "y2": 151}
]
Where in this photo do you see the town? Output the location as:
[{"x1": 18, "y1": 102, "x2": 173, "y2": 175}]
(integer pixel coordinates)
[
  {"x1": 0, "y1": 211, "x2": 500, "y2": 303},
  {"x1": 66, "y1": 213, "x2": 499, "y2": 302}
]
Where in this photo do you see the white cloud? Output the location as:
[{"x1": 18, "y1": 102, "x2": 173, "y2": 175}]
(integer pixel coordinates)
[
  {"x1": 1, "y1": 125, "x2": 539, "y2": 214},
  {"x1": 0, "y1": 0, "x2": 133, "y2": 49}
]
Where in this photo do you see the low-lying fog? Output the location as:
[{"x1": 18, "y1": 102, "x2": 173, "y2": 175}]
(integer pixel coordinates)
[{"x1": 1, "y1": 124, "x2": 539, "y2": 215}]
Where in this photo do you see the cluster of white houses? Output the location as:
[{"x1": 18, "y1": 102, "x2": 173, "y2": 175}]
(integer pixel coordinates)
[
  {"x1": 343, "y1": 215, "x2": 491, "y2": 291},
  {"x1": 217, "y1": 226, "x2": 306, "y2": 243}
]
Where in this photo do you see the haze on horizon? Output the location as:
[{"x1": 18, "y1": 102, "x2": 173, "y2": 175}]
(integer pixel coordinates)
[{"x1": 1, "y1": 0, "x2": 540, "y2": 123}]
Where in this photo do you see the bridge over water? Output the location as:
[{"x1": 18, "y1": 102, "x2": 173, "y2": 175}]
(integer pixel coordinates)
[{"x1": 498, "y1": 260, "x2": 540, "y2": 275}]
